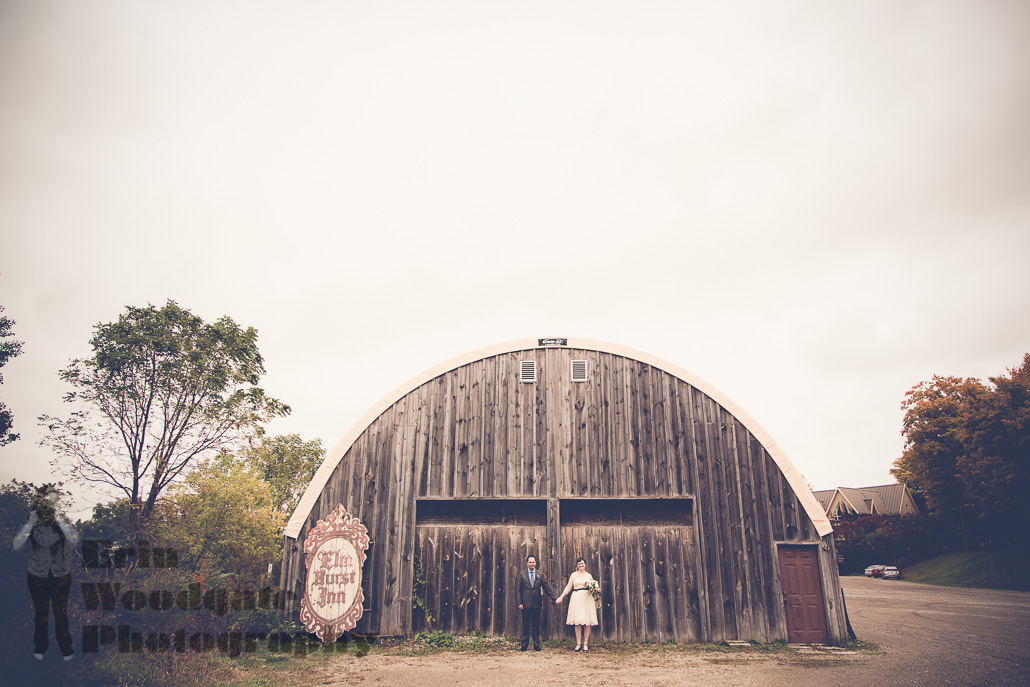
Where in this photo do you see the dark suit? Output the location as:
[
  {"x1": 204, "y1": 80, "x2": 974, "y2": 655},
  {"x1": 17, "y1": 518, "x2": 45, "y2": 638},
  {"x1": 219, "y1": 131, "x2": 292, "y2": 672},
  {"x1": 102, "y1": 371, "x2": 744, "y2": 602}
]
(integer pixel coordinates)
[{"x1": 516, "y1": 568, "x2": 557, "y2": 650}]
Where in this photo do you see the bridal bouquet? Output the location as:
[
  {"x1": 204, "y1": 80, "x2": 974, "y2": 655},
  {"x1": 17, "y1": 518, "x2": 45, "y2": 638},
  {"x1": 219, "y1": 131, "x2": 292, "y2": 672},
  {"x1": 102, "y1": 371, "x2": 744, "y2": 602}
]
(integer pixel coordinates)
[{"x1": 588, "y1": 579, "x2": 601, "y2": 609}]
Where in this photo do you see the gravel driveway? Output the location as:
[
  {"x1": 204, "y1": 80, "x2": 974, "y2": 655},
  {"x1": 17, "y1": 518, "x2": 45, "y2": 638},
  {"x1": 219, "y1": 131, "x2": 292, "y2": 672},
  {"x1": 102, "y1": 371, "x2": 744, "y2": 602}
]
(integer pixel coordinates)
[{"x1": 320, "y1": 577, "x2": 1030, "y2": 686}]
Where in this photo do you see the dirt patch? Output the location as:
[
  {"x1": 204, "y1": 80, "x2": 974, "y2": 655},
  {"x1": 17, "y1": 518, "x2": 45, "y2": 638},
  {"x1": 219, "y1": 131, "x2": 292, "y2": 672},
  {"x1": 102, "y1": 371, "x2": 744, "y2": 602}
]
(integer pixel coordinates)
[{"x1": 224, "y1": 577, "x2": 1030, "y2": 686}]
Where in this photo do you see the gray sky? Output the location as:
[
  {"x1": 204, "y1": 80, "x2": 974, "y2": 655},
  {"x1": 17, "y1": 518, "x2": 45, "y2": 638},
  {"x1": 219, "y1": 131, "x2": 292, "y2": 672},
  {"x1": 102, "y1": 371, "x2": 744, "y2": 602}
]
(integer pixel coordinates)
[{"x1": 2, "y1": 1, "x2": 1028, "y2": 517}]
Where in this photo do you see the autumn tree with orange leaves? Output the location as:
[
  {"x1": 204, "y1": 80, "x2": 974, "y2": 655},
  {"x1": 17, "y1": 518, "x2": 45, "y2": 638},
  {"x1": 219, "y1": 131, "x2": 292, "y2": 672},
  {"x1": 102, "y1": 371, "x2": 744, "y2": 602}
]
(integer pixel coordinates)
[{"x1": 892, "y1": 354, "x2": 1030, "y2": 549}]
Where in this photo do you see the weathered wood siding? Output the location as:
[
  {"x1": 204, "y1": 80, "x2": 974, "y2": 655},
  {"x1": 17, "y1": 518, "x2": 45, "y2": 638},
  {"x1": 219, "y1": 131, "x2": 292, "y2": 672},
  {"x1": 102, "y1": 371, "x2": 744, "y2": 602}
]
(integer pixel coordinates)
[{"x1": 281, "y1": 347, "x2": 846, "y2": 644}]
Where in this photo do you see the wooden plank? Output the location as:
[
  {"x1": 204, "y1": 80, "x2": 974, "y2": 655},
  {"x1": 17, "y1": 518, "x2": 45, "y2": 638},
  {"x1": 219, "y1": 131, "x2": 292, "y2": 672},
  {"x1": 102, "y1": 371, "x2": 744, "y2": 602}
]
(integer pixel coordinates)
[
  {"x1": 453, "y1": 526, "x2": 471, "y2": 633},
  {"x1": 442, "y1": 370, "x2": 456, "y2": 497},
  {"x1": 757, "y1": 447, "x2": 788, "y2": 639},
  {"x1": 654, "y1": 527, "x2": 672, "y2": 641},
  {"x1": 469, "y1": 360, "x2": 484, "y2": 497},
  {"x1": 624, "y1": 356, "x2": 639, "y2": 496},
  {"x1": 350, "y1": 429, "x2": 370, "y2": 518},
  {"x1": 573, "y1": 354, "x2": 589, "y2": 496},
  {"x1": 429, "y1": 382, "x2": 445, "y2": 497},
  {"x1": 491, "y1": 527, "x2": 505, "y2": 636},
  {"x1": 596, "y1": 353, "x2": 614, "y2": 497},
  {"x1": 503, "y1": 526, "x2": 519, "y2": 637},
  {"x1": 611, "y1": 356, "x2": 627, "y2": 499},
  {"x1": 523, "y1": 351, "x2": 537, "y2": 497},
  {"x1": 438, "y1": 527, "x2": 455, "y2": 631},
  {"x1": 748, "y1": 436, "x2": 777, "y2": 640},
  {"x1": 492, "y1": 355, "x2": 507, "y2": 499},
  {"x1": 638, "y1": 364, "x2": 657, "y2": 496},
  {"x1": 455, "y1": 363, "x2": 471, "y2": 498},
  {"x1": 430, "y1": 381, "x2": 444, "y2": 498},
  {"x1": 370, "y1": 417, "x2": 396, "y2": 635},
  {"x1": 507, "y1": 353, "x2": 520, "y2": 498},
  {"x1": 585, "y1": 350, "x2": 601, "y2": 496},
  {"x1": 644, "y1": 527, "x2": 662, "y2": 641},
  {"x1": 655, "y1": 372, "x2": 676, "y2": 497},
  {"x1": 427, "y1": 526, "x2": 443, "y2": 631},
  {"x1": 482, "y1": 358, "x2": 494, "y2": 496},
  {"x1": 412, "y1": 528, "x2": 426, "y2": 633},
  {"x1": 698, "y1": 420, "x2": 726, "y2": 641},
  {"x1": 534, "y1": 349, "x2": 548, "y2": 498},
  {"x1": 583, "y1": 526, "x2": 602, "y2": 637},
  {"x1": 558, "y1": 349, "x2": 573, "y2": 497},
  {"x1": 385, "y1": 394, "x2": 420, "y2": 636},
  {"x1": 765, "y1": 452, "x2": 786, "y2": 541},
  {"x1": 782, "y1": 475, "x2": 801, "y2": 541},
  {"x1": 721, "y1": 419, "x2": 750, "y2": 641},
  {"x1": 595, "y1": 526, "x2": 615, "y2": 641},
  {"x1": 736, "y1": 426, "x2": 768, "y2": 640},
  {"x1": 684, "y1": 387, "x2": 711, "y2": 642},
  {"x1": 671, "y1": 379, "x2": 691, "y2": 495},
  {"x1": 415, "y1": 391, "x2": 432, "y2": 498},
  {"x1": 628, "y1": 526, "x2": 647, "y2": 640},
  {"x1": 709, "y1": 420, "x2": 739, "y2": 640}
]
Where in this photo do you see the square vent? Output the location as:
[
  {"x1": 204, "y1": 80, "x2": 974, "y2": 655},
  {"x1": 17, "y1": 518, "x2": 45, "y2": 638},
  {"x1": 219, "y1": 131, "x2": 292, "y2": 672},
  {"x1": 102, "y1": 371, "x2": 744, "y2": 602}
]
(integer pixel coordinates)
[
  {"x1": 571, "y1": 359, "x2": 587, "y2": 382},
  {"x1": 520, "y1": 360, "x2": 537, "y2": 383}
]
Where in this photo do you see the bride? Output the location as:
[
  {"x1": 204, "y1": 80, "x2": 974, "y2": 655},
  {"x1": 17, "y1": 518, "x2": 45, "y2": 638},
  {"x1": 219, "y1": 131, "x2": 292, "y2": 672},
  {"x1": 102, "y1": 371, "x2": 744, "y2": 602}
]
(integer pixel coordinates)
[{"x1": 555, "y1": 557, "x2": 598, "y2": 652}]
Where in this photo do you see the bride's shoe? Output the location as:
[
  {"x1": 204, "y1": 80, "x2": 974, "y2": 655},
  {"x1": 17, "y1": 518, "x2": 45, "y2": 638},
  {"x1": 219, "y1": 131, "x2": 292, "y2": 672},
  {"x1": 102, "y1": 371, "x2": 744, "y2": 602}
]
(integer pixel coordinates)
[{"x1": 573, "y1": 645, "x2": 582, "y2": 652}]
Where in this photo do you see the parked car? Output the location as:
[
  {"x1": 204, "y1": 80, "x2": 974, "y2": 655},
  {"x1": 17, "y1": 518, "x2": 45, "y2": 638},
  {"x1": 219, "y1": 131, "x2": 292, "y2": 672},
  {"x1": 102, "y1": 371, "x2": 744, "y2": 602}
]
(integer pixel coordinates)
[
  {"x1": 864, "y1": 564, "x2": 886, "y2": 577},
  {"x1": 882, "y1": 566, "x2": 903, "y2": 580}
]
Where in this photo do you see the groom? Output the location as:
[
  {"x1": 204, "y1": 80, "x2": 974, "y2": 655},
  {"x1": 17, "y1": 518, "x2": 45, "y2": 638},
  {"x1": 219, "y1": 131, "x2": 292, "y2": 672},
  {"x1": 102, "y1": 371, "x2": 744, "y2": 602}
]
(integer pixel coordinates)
[{"x1": 516, "y1": 555, "x2": 557, "y2": 651}]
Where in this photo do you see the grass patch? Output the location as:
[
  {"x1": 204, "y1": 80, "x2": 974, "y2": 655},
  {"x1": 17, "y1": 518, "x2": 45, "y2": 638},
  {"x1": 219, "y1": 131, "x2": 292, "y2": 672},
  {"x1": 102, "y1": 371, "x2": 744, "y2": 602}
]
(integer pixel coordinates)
[{"x1": 902, "y1": 550, "x2": 1030, "y2": 591}]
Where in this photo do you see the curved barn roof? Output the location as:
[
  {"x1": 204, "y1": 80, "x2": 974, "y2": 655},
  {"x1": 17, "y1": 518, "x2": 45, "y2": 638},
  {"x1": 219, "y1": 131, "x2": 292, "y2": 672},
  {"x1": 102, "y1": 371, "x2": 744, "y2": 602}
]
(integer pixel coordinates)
[{"x1": 285, "y1": 338, "x2": 832, "y2": 538}]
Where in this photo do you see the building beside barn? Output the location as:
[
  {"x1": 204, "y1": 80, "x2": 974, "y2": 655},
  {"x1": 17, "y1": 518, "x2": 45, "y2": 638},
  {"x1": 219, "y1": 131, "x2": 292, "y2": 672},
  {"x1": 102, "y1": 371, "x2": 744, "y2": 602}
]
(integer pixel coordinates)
[
  {"x1": 281, "y1": 339, "x2": 848, "y2": 645},
  {"x1": 813, "y1": 484, "x2": 921, "y2": 521}
]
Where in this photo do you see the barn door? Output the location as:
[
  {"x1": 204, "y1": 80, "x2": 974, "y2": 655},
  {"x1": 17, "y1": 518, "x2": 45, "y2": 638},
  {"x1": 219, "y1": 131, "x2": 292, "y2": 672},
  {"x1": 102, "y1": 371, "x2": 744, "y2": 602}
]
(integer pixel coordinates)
[
  {"x1": 413, "y1": 524, "x2": 548, "y2": 637},
  {"x1": 778, "y1": 545, "x2": 828, "y2": 643},
  {"x1": 559, "y1": 524, "x2": 699, "y2": 643}
]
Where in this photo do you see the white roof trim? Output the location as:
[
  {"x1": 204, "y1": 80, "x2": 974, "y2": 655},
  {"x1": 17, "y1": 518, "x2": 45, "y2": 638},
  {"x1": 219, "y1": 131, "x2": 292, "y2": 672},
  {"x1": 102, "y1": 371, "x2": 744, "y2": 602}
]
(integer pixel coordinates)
[{"x1": 285, "y1": 338, "x2": 832, "y2": 539}]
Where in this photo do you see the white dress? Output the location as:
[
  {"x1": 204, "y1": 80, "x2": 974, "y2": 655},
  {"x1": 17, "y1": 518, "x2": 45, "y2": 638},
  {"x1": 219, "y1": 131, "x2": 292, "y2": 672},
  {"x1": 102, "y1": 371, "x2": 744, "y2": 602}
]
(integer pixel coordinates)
[{"x1": 564, "y1": 572, "x2": 598, "y2": 626}]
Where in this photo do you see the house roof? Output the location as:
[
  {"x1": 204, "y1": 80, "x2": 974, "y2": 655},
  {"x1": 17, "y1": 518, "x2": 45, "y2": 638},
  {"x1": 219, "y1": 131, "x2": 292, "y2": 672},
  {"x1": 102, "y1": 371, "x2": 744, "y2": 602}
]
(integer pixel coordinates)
[
  {"x1": 861, "y1": 484, "x2": 910, "y2": 514},
  {"x1": 812, "y1": 490, "x2": 834, "y2": 510},
  {"x1": 815, "y1": 483, "x2": 915, "y2": 516}
]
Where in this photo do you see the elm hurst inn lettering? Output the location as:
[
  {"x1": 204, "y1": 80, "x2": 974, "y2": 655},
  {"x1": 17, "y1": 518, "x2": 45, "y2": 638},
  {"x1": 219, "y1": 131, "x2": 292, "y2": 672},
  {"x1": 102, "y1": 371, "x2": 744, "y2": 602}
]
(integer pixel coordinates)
[{"x1": 311, "y1": 548, "x2": 359, "y2": 607}]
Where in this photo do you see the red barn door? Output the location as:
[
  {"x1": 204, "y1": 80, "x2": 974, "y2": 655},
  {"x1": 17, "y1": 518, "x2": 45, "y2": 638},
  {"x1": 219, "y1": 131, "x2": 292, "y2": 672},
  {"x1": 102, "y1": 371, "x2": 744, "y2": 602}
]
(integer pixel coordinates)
[{"x1": 778, "y1": 545, "x2": 828, "y2": 643}]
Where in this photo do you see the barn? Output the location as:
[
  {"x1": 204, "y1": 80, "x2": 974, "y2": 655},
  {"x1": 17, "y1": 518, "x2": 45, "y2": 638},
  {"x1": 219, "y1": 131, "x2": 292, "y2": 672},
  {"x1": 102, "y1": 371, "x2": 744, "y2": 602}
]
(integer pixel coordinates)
[{"x1": 280, "y1": 339, "x2": 848, "y2": 645}]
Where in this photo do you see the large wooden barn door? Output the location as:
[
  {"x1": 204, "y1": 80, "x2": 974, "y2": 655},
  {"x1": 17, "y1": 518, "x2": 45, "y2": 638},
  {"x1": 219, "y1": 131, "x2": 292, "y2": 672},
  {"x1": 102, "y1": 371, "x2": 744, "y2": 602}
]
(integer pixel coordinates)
[
  {"x1": 778, "y1": 545, "x2": 828, "y2": 643},
  {"x1": 413, "y1": 524, "x2": 548, "y2": 637},
  {"x1": 559, "y1": 525, "x2": 700, "y2": 642}
]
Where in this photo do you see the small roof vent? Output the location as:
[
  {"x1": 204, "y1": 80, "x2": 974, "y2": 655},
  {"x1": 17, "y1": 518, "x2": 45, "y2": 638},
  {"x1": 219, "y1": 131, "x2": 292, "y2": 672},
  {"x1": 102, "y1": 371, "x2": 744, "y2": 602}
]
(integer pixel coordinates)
[
  {"x1": 520, "y1": 360, "x2": 537, "y2": 383},
  {"x1": 571, "y1": 360, "x2": 587, "y2": 382}
]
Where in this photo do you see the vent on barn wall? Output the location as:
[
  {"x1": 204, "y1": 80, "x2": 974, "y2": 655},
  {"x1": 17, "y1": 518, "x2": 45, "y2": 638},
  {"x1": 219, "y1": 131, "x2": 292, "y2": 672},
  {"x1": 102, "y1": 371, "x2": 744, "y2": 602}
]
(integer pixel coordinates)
[
  {"x1": 520, "y1": 360, "x2": 537, "y2": 383},
  {"x1": 571, "y1": 360, "x2": 587, "y2": 382}
]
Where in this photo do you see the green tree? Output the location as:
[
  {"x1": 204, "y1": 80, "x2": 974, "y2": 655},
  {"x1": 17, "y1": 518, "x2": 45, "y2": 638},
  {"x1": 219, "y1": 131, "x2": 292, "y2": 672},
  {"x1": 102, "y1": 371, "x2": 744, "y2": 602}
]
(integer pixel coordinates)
[
  {"x1": 41, "y1": 300, "x2": 289, "y2": 530},
  {"x1": 0, "y1": 304, "x2": 24, "y2": 446},
  {"x1": 153, "y1": 458, "x2": 285, "y2": 578},
  {"x1": 241, "y1": 433, "x2": 324, "y2": 514}
]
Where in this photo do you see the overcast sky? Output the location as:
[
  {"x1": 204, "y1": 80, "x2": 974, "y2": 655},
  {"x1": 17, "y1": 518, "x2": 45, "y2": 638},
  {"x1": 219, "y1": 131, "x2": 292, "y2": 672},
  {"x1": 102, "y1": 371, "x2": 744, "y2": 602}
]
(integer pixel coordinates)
[{"x1": 2, "y1": 1, "x2": 1028, "y2": 517}]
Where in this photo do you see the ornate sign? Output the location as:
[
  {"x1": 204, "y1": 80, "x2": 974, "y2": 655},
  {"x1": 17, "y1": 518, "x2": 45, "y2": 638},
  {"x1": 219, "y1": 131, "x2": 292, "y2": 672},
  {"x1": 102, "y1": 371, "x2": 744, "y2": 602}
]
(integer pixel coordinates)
[{"x1": 299, "y1": 505, "x2": 370, "y2": 643}]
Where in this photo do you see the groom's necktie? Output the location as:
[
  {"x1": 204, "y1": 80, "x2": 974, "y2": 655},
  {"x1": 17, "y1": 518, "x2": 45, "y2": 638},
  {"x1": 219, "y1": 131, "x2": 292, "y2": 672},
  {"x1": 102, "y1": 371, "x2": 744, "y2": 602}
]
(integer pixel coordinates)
[{"x1": 529, "y1": 571, "x2": 535, "y2": 586}]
